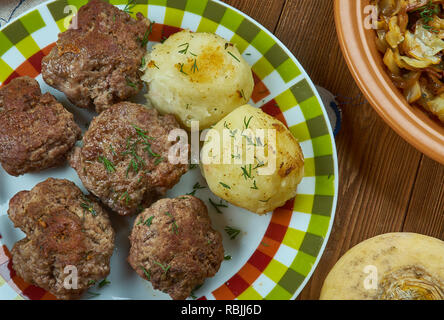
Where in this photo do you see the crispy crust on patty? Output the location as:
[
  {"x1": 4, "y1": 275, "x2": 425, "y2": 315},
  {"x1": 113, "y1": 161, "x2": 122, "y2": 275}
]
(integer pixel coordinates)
[
  {"x1": 69, "y1": 102, "x2": 188, "y2": 216},
  {"x1": 128, "y1": 196, "x2": 224, "y2": 300},
  {"x1": 0, "y1": 76, "x2": 81, "y2": 176},
  {"x1": 8, "y1": 178, "x2": 115, "y2": 300},
  {"x1": 41, "y1": 0, "x2": 150, "y2": 113}
]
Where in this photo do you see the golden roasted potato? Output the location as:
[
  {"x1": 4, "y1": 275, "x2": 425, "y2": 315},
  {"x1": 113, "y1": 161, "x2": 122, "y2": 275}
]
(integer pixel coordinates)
[
  {"x1": 142, "y1": 30, "x2": 254, "y2": 130},
  {"x1": 201, "y1": 105, "x2": 304, "y2": 215}
]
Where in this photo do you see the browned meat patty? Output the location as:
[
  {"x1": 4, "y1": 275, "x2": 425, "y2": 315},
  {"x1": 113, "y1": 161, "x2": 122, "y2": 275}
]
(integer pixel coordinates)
[
  {"x1": 8, "y1": 178, "x2": 115, "y2": 300},
  {"x1": 0, "y1": 76, "x2": 81, "y2": 176},
  {"x1": 128, "y1": 196, "x2": 224, "y2": 300},
  {"x1": 42, "y1": 0, "x2": 150, "y2": 113},
  {"x1": 69, "y1": 102, "x2": 188, "y2": 216}
]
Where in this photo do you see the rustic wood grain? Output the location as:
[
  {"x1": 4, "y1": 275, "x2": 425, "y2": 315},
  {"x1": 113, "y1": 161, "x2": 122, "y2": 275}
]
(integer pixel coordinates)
[
  {"x1": 403, "y1": 157, "x2": 444, "y2": 239},
  {"x1": 221, "y1": 0, "x2": 443, "y2": 301},
  {"x1": 222, "y1": 0, "x2": 285, "y2": 33}
]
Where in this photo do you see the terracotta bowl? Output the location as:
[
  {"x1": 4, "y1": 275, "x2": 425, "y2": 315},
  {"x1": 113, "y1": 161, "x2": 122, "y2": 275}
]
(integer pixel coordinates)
[{"x1": 334, "y1": 0, "x2": 444, "y2": 164}]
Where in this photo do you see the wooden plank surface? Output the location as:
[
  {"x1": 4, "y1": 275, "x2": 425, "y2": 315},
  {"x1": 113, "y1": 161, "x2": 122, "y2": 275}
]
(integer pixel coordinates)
[{"x1": 224, "y1": 0, "x2": 444, "y2": 300}]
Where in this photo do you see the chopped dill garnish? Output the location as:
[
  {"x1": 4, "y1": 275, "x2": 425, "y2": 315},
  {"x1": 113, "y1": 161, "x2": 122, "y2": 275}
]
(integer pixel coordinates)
[
  {"x1": 224, "y1": 255, "x2": 232, "y2": 260},
  {"x1": 191, "y1": 59, "x2": 199, "y2": 73},
  {"x1": 144, "y1": 143, "x2": 161, "y2": 158},
  {"x1": 154, "y1": 157, "x2": 164, "y2": 166},
  {"x1": 241, "y1": 164, "x2": 252, "y2": 180},
  {"x1": 138, "y1": 215, "x2": 154, "y2": 227},
  {"x1": 123, "y1": 0, "x2": 136, "y2": 14},
  {"x1": 224, "y1": 226, "x2": 241, "y2": 240},
  {"x1": 120, "y1": 191, "x2": 131, "y2": 205},
  {"x1": 154, "y1": 261, "x2": 171, "y2": 275},
  {"x1": 178, "y1": 63, "x2": 188, "y2": 75},
  {"x1": 178, "y1": 43, "x2": 190, "y2": 54},
  {"x1": 98, "y1": 278, "x2": 110, "y2": 288},
  {"x1": 187, "y1": 182, "x2": 206, "y2": 196},
  {"x1": 140, "y1": 56, "x2": 146, "y2": 69},
  {"x1": 140, "y1": 266, "x2": 151, "y2": 280},
  {"x1": 81, "y1": 195, "x2": 97, "y2": 216},
  {"x1": 139, "y1": 22, "x2": 154, "y2": 47},
  {"x1": 220, "y1": 182, "x2": 231, "y2": 189},
  {"x1": 243, "y1": 116, "x2": 253, "y2": 129},
  {"x1": 209, "y1": 198, "x2": 228, "y2": 214},
  {"x1": 98, "y1": 156, "x2": 116, "y2": 173},
  {"x1": 259, "y1": 197, "x2": 271, "y2": 203},
  {"x1": 251, "y1": 180, "x2": 258, "y2": 190},
  {"x1": 227, "y1": 51, "x2": 240, "y2": 62},
  {"x1": 132, "y1": 124, "x2": 154, "y2": 142},
  {"x1": 164, "y1": 211, "x2": 179, "y2": 234},
  {"x1": 109, "y1": 145, "x2": 117, "y2": 156},
  {"x1": 126, "y1": 77, "x2": 138, "y2": 88}
]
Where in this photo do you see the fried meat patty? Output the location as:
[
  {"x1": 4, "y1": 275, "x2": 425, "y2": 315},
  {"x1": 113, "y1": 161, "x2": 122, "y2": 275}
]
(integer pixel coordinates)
[
  {"x1": 0, "y1": 76, "x2": 81, "y2": 176},
  {"x1": 8, "y1": 178, "x2": 115, "y2": 300},
  {"x1": 128, "y1": 196, "x2": 224, "y2": 300},
  {"x1": 69, "y1": 102, "x2": 188, "y2": 216},
  {"x1": 42, "y1": 0, "x2": 150, "y2": 113}
]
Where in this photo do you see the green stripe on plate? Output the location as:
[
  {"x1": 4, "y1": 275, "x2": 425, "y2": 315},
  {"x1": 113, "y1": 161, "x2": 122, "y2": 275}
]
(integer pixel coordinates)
[
  {"x1": 314, "y1": 155, "x2": 335, "y2": 176},
  {"x1": 276, "y1": 58, "x2": 301, "y2": 83},
  {"x1": 292, "y1": 194, "x2": 314, "y2": 214},
  {"x1": 315, "y1": 175, "x2": 335, "y2": 196},
  {"x1": 265, "y1": 284, "x2": 293, "y2": 300},
  {"x1": 15, "y1": 36, "x2": 40, "y2": 59},
  {"x1": 312, "y1": 195, "x2": 334, "y2": 217},
  {"x1": 20, "y1": 10, "x2": 46, "y2": 34},
  {"x1": 282, "y1": 228, "x2": 305, "y2": 250},
  {"x1": 306, "y1": 116, "x2": 329, "y2": 139},
  {"x1": 219, "y1": 7, "x2": 244, "y2": 32},
  {"x1": 47, "y1": 0, "x2": 70, "y2": 22},
  {"x1": 290, "y1": 251, "x2": 316, "y2": 277},
  {"x1": 264, "y1": 43, "x2": 288, "y2": 69},
  {"x1": 167, "y1": 0, "x2": 187, "y2": 10},
  {"x1": 307, "y1": 214, "x2": 331, "y2": 237},
  {"x1": 0, "y1": 32, "x2": 13, "y2": 56},
  {"x1": 2, "y1": 20, "x2": 29, "y2": 44},
  {"x1": 235, "y1": 18, "x2": 260, "y2": 43},
  {"x1": 185, "y1": 0, "x2": 208, "y2": 15},
  {"x1": 263, "y1": 259, "x2": 289, "y2": 283},
  {"x1": 237, "y1": 287, "x2": 263, "y2": 300},
  {"x1": 196, "y1": 16, "x2": 218, "y2": 33},
  {"x1": 202, "y1": 0, "x2": 226, "y2": 23},
  {"x1": 0, "y1": 59, "x2": 13, "y2": 83},
  {"x1": 311, "y1": 134, "x2": 333, "y2": 157},
  {"x1": 164, "y1": 7, "x2": 184, "y2": 27},
  {"x1": 277, "y1": 268, "x2": 305, "y2": 294},
  {"x1": 299, "y1": 232, "x2": 324, "y2": 257},
  {"x1": 290, "y1": 79, "x2": 314, "y2": 105}
]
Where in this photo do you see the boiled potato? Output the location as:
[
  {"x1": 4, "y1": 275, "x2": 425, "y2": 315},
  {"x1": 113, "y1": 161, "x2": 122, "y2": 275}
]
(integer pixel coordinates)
[
  {"x1": 201, "y1": 105, "x2": 304, "y2": 215},
  {"x1": 141, "y1": 30, "x2": 254, "y2": 130}
]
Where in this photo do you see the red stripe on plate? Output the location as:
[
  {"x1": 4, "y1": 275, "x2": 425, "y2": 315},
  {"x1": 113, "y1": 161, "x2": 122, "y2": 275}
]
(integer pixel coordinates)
[
  {"x1": 264, "y1": 222, "x2": 288, "y2": 243},
  {"x1": 225, "y1": 274, "x2": 250, "y2": 297},
  {"x1": 261, "y1": 99, "x2": 288, "y2": 127},
  {"x1": 247, "y1": 250, "x2": 272, "y2": 272},
  {"x1": 22, "y1": 284, "x2": 47, "y2": 300}
]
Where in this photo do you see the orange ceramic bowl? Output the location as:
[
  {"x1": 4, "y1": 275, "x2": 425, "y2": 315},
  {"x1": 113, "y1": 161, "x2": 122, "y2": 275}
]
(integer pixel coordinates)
[{"x1": 334, "y1": 0, "x2": 444, "y2": 164}]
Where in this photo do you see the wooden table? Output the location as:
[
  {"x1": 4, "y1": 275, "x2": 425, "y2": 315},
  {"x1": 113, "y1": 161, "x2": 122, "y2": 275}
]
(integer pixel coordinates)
[{"x1": 222, "y1": 0, "x2": 444, "y2": 300}]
